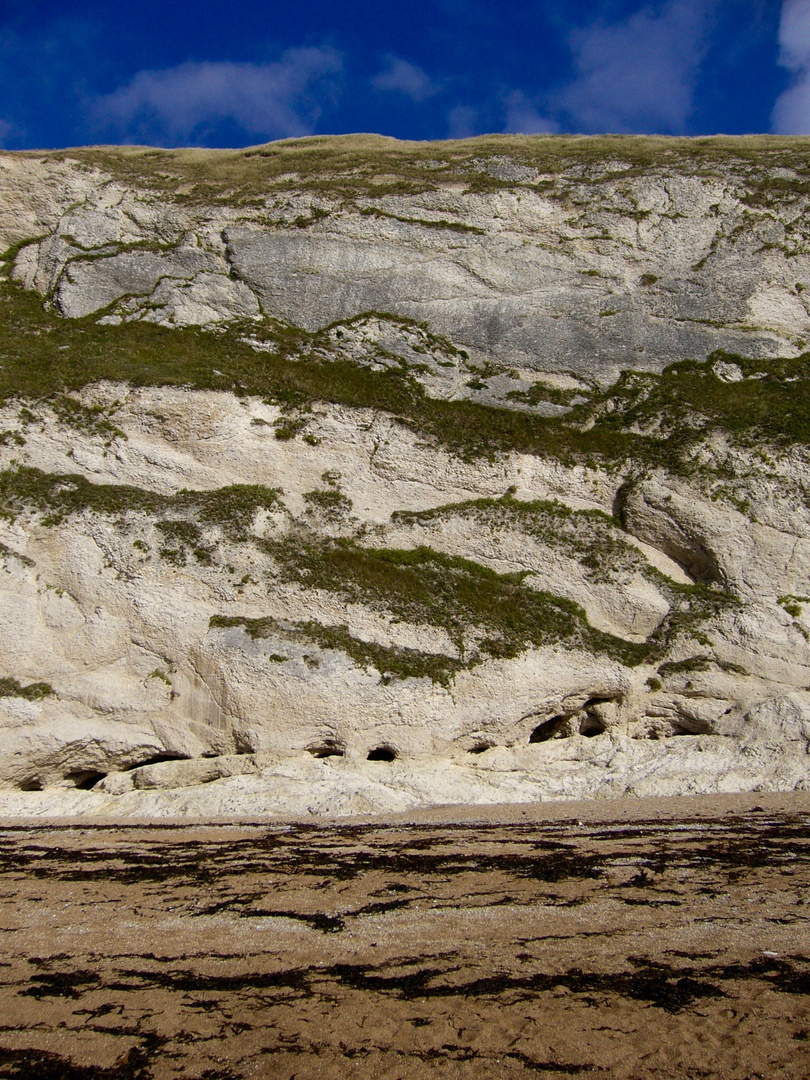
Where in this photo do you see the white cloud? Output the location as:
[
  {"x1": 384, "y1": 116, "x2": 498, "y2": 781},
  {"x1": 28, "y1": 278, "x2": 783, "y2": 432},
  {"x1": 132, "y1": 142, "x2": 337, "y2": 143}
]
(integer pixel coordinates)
[
  {"x1": 553, "y1": 0, "x2": 712, "y2": 133},
  {"x1": 447, "y1": 104, "x2": 479, "y2": 139},
  {"x1": 0, "y1": 118, "x2": 18, "y2": 147},
  {"x1": 503, "y1": 91, "x2": 558, "y2": 135},
  {"x1": 372, "y1": 56, "x2": 438, "y2": 102},
  {"x1": 773, "y1": 0, "x2": 810, "y2": 133},
  {"x1": 92, "y1": 47, "x2": 343, "y2": 145}
]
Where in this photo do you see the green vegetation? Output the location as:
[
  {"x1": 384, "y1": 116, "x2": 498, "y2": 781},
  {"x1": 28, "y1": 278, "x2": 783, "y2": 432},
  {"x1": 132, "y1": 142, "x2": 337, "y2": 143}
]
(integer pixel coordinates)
[
  {"x1": 656, "y1": 655, "x2": 747, "y2": 678},
  {"x1": 392, "y1": 491, "x2": 737, "y2": 651},
  {"x1": 393, "y1": 492, "x2": 641, "y2": 586},
  {"x1": 1, "y1": 135, "x2": 804, "y2": 691},
  {"x1": 0, "y1": 466, "x2": 281, "y2": 541},
  {"x1": 657, "y1": 656, "x2": 714, "y2": 676},
  {"x1": 49, "y1": 395, "x2": 127, "y2": 443},
  {"x1": 41, "y1": 134, "x2": 810, "y2": 206},
  {"x1": 357, "y1": 206, "x2": 485, "y2": 234},
  {"x1": 0, "y1": 468, "x2": 733, "y2": 681},
  {"x1": 209, "y1": 614, "x2": 465, "y2": 685},
  {"x1": 0, "y1": 676, "x2": 53, "y2": 700},
  {"x1": 273, "y1": 415, "x2": 311, "y2": 440},
  {"x1": 1, "y1": 272, "x2": 809, "y2": 469},
  {"x1": 156, "y1": 519, "x2": 213, "y2": 566},
  {"x1": 779, "y1": 594, "x2": 810, "y2": 618},
  {"x1": 505, "y1": 382, "x2": 584, "y2": 408},
  {"x1": 0, "y1": 541, "x2": 35, "y2": 566},
  {"x1": 585, "y1": 352, "x2": 810, "y2": 451},
  {"x1": 303, "y1": 488, "x2": 353, "y2": 516},
  {"x1": 263, "y1": 534, "x2": 650, "y2": 668}
]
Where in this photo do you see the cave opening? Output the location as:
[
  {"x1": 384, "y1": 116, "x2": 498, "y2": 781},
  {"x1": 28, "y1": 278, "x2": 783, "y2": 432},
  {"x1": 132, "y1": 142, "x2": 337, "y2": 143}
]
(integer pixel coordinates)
[
  {"x1": 307, "y1": 741, "x2": 345, "y2": 759},
  {"x1": 583, "y1": 696, "x2": 614, "y2": 710},
  {"x1": 529, "y1": 716, "x2": 567, "y2": 743},
  {"x1": 579, "y1": 715, "x2": 607, "y2": 737},
  {"x1": 64, "y1": 770, "x2": 107, "y2": 790},
  {"x1": 367, "y1": 746, "x2": 397, "y2": 762},
  {"x1": 579, "y1": 696, "x2": 615, "y2": 737}
]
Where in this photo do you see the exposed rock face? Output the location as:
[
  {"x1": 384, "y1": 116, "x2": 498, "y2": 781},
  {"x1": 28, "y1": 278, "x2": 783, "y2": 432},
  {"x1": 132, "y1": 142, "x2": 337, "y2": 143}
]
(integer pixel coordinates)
[
  {"x1": 1, "y1": 134, "x2": 810, "y2": 817},
  {"x1": 4, "y1": 137, "x2": 810, "y2": 381}
]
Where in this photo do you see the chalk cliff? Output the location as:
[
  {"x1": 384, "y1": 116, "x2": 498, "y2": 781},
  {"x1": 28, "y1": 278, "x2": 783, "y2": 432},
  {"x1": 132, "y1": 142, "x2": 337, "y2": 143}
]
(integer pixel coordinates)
[{"x1": 1, "y1": 134, "x2": 810, "y2": 817}]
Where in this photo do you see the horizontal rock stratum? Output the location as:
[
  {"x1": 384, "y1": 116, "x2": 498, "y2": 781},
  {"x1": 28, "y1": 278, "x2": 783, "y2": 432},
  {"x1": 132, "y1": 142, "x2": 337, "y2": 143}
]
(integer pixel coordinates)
[{"x1": 1, "y1": 133, "x2": 810, "y2": 818}]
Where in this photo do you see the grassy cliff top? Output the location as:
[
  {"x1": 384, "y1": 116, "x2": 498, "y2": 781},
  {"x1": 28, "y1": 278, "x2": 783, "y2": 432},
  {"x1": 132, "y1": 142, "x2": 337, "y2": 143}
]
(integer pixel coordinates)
[{"x1": 9, "y1": 133, "x2": 810, "y2": 205}]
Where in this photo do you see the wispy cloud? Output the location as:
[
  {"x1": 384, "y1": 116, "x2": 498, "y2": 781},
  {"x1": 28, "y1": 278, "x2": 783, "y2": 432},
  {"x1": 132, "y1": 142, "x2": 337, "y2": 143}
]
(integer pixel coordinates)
[
  {"x1": 773, "y1": 0, "x2": 810, "y2": 133},
  {"x1": 372, "y1": 56, "x2": 439, "y2": 102},
  {"x1": 0, "y1": 118, "x2": 19, "y2": 148},
  {"x1": 503, "y1": 91, "x2": 558, "y2": 135},
  {"x1": 551, "y1": 0, "x2": 713, "y2": 133},
  {"x1": 447, "y1": 104, "x2": 479, "y2": 139},
  {"x1": 92, "y1": 47, "x2": 343, "y2": 145}
]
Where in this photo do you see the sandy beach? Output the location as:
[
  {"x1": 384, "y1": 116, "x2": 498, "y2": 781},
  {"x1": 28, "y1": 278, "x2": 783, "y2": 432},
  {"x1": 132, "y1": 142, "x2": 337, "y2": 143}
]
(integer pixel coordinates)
[{"x1": 1, "y1": 791, "x2": 809, "y2": 1079}]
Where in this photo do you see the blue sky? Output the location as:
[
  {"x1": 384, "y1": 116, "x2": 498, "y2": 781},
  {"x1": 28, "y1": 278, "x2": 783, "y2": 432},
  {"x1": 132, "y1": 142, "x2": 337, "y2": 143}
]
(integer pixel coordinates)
[{"x1": 0, "y1": 0, "x2": 808, "y2": 149}]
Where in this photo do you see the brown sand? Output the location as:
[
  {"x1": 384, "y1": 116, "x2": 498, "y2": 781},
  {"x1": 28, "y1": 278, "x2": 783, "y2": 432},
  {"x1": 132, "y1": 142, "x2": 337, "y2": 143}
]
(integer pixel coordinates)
[{"x1": 1, "y1": 791, "x2": 809, "y2": 1079}]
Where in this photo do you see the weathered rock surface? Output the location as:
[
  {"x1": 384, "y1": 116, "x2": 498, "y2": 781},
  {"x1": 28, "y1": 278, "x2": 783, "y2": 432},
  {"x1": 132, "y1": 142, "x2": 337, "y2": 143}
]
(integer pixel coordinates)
[
  {"x1": 3, "y1": 137, "x2": 810, "y2": 382},
  {"x1": 1, "y1": 135, "x2": 810, "y2": 818}
]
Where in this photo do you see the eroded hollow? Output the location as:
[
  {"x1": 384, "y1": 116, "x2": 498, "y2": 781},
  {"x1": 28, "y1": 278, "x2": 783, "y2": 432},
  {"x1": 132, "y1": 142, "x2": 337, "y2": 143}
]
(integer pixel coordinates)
[
  {"x1": 613, "y1": 482, "x2": 721, "y2": 584},
  {"x1": 367, "y1": 746, "x2": 397, "y2": 762},
  {"x1": 125, "y1": 753, "x2": 189, "y2": 772},
  {"x1": 468, "y1": 742, "x2": 494, "y2": 754},
  {"x1": 579, "y1": 695, "x2": 617, "y2": 737},
  {"x1": 307, "y1": 741, "x2": 345, "y2": 759},
  {"x1": 64, "y1": 770, "x2": 107, "y2": 790},
  {"x1": 18, "y1": 778, "x2": 42, "y2": 791},
  {"x1": 583, "y1": 695, "x2": 615, "y2": 710},
  {"x1": 580, "y1": 714, "x2": 607, "y2": 737},
  {"x1": 529, "y1": 716, "x2": 568, "y2": 743}
]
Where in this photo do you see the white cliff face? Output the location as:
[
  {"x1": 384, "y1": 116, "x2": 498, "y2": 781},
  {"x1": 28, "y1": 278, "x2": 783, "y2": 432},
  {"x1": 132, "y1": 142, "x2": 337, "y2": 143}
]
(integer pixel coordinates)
[
  {"x1": 1, "y1": 136, "x2": 810, "y2": 817},
  {"x1": 4, "y1": 140, "x2": 810, "y2": 381}
]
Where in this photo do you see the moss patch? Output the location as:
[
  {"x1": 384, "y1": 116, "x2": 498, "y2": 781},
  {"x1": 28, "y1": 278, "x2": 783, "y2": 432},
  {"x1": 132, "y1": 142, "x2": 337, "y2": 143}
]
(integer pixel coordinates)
[
  {"x1": 0, "y1": 676, "x2": 53, "y2": 700},
  {"x1": 209, "y1": 614, "x2": 465, "y2": 685},
  {"x1": 264, "y1": 534, "x2": 650, "y2": 668},
  {"x1": 0, "y1": 466, "x2": 281, "y2": 541}
]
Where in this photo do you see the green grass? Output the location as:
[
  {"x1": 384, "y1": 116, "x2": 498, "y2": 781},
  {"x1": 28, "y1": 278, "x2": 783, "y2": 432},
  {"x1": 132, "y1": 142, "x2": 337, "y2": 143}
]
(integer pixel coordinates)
[
  {"x1": 0, "y1": 466, "x2": 281, "y2": 540},
  {"x1": 356, "y1": 206, "x2": 485, "y2": 234},
  {"x1": 0, "y1": 540, "x2": 34, "y2": 566},
  {"x1": 583, "y1": 351, "x2": 810, "y2": 451},
  {"x1": 303, "y1": 488, "x2": 353, "y2": 516},
  {"x1": 36, "y1": 134, "x2": 810, "y2": 206},
  {"x1": 391, "y1": 491, "x2": 737, "y2": 648},
  {"x1": 263, "y1": 534, "x2": 650, "y2": 667},
  {"x1": 209, "y1": 614, "x2": 465, "y2": 685},
  {"x1": 505, "y1": 383, "x2": 586, "y2": 408},
  {"x1": 1, "y1": 275, "x2": 808, "y2": 469},
  {"x1": 0, "y1": 464, "x2": 733, "y2": 679},
  {"x1": 0, "y1": 676, "x2": 53, "y2": 700},
  {"x1": 393, "y1": 492, "x2": 639, "y2": 583},
  {"x1": 49, "y1": 395, "x2": 127, "y2": 443}
]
